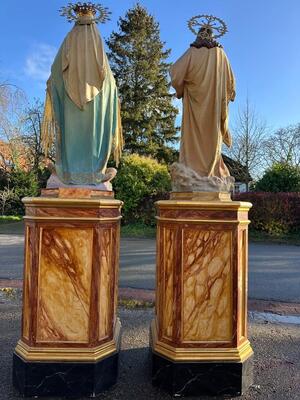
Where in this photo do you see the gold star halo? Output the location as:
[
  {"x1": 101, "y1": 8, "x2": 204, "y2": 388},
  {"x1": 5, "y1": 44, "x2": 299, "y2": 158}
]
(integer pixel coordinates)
[
  {"x1": 59, "y1": 2, "x2": 111, "y2": 24},
  {"x1": 188, "y1": 15, "x2": 228, "y2": 39}
]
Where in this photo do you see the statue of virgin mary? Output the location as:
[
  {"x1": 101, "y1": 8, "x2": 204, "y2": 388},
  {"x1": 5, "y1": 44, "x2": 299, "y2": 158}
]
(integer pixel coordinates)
[{"x1": 42, "y1": 3, "x2": 123, "y2": 188}]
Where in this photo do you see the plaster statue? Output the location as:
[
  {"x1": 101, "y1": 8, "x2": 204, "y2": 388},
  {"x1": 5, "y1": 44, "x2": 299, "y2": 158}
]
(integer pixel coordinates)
[
  {"x1": 170, "y1": 15, "x2": 235, "y2": 192},
  {"x1": 42, "y1": 2, "x2": 122, "y2": 189}
]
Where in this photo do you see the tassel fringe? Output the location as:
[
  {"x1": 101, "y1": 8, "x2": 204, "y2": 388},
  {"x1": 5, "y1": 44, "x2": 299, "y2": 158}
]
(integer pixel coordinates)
[
  {"x1": 41, "y1": 88, "x2": 57, "y2": 156},
  {"x1": 113, "y1": 99, "x2": 124, "y2": 167}
]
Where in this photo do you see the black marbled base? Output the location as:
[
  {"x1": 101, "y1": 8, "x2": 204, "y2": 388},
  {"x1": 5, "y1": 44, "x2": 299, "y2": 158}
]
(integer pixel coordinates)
[
  {"x1": 13, "y1": 351, "x2": 119, "y2": 398},
  {"x1": 151, "y1": 352, "x2": 254, "y2": 397}
]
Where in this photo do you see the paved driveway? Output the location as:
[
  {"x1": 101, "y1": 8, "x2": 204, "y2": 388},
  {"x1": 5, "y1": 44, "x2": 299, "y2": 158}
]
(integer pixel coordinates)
[
  {"x1": 119, "y1": 239, "x2": 300, "y2": 303},
  {"x1": 0, "y1": 235, "x2": 299, "y2": 302}
]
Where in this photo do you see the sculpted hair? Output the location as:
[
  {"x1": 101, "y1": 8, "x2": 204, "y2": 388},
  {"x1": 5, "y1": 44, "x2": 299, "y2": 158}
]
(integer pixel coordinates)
[{"x1": 190, "y1": 27, "x2": 222, "y2": 49}]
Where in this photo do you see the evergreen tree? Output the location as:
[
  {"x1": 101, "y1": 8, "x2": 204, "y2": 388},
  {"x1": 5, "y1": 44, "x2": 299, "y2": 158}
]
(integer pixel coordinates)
[
  {"x1": 255, "y1": 163, "x2": 300, "y2": 192},
  {"x1": 106, "y1": 4, "x2": 179, "y2": 163}
]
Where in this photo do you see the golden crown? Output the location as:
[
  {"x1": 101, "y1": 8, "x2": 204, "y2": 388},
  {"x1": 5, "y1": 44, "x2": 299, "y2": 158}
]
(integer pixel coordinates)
[
  {"x1": 188, "y1": 15, "x2": 228, "y2": 39},
  {"x1": 59, "y1": 2, "x2": 111, "y2": 23}
]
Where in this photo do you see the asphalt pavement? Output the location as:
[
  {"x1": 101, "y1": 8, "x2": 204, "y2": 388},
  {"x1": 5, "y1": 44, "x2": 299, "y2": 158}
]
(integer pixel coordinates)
[
  {"x1": 0, "y1": 234, "x2": 300, "y2": 303},
  {"x1": 0, "y1": 296, "x2": 300, "y2": 400}
]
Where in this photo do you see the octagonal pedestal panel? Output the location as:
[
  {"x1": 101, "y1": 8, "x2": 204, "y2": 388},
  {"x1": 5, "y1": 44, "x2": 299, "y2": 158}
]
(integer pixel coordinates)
[
  {"x1": 13, "y1": 193, "x2": 122, "y2": 397},
  {"x1": 150, "y1": 194, "x2": 254, "y2": 397}
]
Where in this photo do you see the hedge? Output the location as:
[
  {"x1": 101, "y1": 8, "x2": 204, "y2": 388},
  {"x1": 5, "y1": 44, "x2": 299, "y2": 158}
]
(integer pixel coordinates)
[{"x1": 234, "y1": 192, "x2": 300, "y2": 234}]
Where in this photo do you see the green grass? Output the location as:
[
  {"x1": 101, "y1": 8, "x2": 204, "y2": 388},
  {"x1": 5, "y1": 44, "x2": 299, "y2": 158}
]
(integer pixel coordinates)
[
  {"x1": 120, "y1": 223, "x2": 300, "y2": 246},
  {"x1": 249, "y1": 229, "x2": 300, "y2": 246},
  {"x1": 121, "y1": 223, "x2": 155, "y2": 238},
  {"x1": 0, "y1": 288, "x2": 17, "y2": 297},
  {"x1": 0, "y1": 217, "x2": 298, "y2": 246},
  {"x1": 0, "y1": 219, "x2": 156, "y2": 238},
  {"x1": 0, "y1": 215, "x2": 22, "y2": 224}
]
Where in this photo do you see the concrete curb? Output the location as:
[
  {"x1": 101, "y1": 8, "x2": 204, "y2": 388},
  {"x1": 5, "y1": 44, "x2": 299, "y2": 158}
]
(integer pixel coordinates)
[{"x1": 1, "y1": 279, "x2": 300, "y2": 316}]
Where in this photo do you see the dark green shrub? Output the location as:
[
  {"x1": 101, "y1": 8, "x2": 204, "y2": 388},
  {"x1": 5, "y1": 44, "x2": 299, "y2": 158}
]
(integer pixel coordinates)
[
  {"x1": 0, "y1": 169, "x2": 9, "y2": 189},
  {"x1": 2, "y1": 169, "x2": 39, "y2": 215},
  {"x1": 113, "y1": 154, "x2": 171, "y2": 225},
  {"x1": 255, "y1": 163, "x2": 300, "y2": 192},
  {"x1": 0, "y1": 188, "x2": 17, "y2": 216}
]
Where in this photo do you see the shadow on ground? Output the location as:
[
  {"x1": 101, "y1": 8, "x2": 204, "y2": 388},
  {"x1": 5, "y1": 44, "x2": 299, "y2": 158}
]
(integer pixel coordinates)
[{"x1": 0, "y1": 302, "x2": 300, "y2": 399}]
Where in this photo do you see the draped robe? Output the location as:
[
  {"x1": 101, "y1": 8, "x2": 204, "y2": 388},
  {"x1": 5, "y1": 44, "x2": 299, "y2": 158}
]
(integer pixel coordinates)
[
  {"x1": 170, "y1": 46, "x2": 235, "y2": 178},
  {"x1": 42, "y1": 16, "x2": 122, "y2": 185}
]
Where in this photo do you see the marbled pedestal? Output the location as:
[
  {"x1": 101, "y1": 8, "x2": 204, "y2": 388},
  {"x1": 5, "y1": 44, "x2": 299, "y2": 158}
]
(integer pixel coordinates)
[
  {"x1": 13, "y1": 191, "x2": 122, "y2": 397},
  {"x1": 150, "y1": 193, "x2": 254, "y2": 397}
]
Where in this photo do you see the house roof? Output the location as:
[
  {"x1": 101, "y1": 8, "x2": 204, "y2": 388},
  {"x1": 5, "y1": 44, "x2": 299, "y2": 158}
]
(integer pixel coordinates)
[{"x1": 222, "y1": 154, "x2": 252, "y2": 183}]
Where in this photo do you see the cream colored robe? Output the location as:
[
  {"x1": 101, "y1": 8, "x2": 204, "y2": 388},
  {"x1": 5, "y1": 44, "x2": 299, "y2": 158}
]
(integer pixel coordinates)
[
  {"x1": 170, "y1": 46, "x2": 235, "y2": 178},
  {"x1": 61, "y1": 19, "x2": 106, "y2": 110}
]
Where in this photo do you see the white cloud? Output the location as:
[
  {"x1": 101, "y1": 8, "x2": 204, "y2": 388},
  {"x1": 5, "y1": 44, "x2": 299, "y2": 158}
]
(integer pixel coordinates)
[{"x1": 25, "y1": 43, "x2": 57, "y2": 81}]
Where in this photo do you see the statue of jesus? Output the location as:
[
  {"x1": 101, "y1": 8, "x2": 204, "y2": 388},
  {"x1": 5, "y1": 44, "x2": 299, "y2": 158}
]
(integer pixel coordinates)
[
  {"x1": 42, "y1": 2, "x2": 122, "y2": 189},
  {"x1": 170, "y1": 15, "x2": 235, "y2": 192}
]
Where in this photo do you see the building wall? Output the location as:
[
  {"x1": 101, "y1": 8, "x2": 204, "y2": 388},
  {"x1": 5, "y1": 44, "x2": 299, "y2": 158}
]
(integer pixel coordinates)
[{"x1": 234, "y1": 182, "x2": 247, "y2": 194}]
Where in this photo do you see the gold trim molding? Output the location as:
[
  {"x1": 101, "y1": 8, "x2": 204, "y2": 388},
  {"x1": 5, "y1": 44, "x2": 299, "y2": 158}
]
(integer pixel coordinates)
[
  {"x1": 157, "y1": 217, "x2": 250, "y2": 225},
  {"x1": 156, "y1": 200, "x2": 252, "y2": 212},
  {"x1": 15, "y1": 320, "x2": 121, "y2": 362},
  {"x1": 23, "y1": 197, "x2": 123, "y2": 209},
  {"x1": 150, "y1": 320, "x2": 253, "y2": 362},
  {"x1": 170, "y1": 191, "x2": 232, "y2": 202},
  {"x1": 23, "y1": 216, "x2": 122, "y2": 222}
]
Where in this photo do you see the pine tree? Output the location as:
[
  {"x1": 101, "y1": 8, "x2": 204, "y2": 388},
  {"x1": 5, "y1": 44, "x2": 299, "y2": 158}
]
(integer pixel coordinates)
[{"x1": 106, "y1": 4, "x2": 179, "y2": 164}]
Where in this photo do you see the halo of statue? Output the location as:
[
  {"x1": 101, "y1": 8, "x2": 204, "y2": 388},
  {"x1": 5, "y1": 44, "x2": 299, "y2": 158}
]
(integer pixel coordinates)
[
  {"x1": 188, "y1": 15, "x2": 228, "y2": 39},
  {"x1": 59, "y1": 2, "x2": 111, "y2": 24}
]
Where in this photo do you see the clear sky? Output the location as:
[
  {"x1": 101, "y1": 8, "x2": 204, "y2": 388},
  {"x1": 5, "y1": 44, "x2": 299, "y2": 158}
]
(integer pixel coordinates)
[{"x1": 1, "y1": 0, "x2": 300, "y2": 132}]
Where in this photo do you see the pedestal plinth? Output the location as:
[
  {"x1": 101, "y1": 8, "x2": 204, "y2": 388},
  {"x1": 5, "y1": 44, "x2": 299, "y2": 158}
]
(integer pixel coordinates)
[
  {"x1": 13, "y1": 192, "x2": 122, "y2": 397},
  {"x1": 150, "y1": 194, "x2": 254, "y2": 397}
]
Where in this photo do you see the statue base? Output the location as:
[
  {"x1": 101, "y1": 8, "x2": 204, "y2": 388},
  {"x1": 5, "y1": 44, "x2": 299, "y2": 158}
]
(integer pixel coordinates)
[
  {"x1": 151, "y1": 346, "x2": 253, "y2": 397},
  {"x1": 150, "y1": 321, "x2": 253, "y2": 397},
  {"x1": 13, "y1": 323, "x2": 121, "y2": 398},
  {"x1": 46, "y1": 170, "x2": 117, "y2": 192},
  {"x1": 13, "y1": 192, "x2": 122, "y2": 397},
  {"x1": 170, "y1": 163, "x2": 235, "y2": 193},
  {"x1": 41, "y1": 187, "x2": 114, "y2": 199},
  {"x1": 170, "y1": 191, "x2": 231, "y2": 201},
  {"x1": 150, "y1": 194, "x2": 254, "y2": 397}
]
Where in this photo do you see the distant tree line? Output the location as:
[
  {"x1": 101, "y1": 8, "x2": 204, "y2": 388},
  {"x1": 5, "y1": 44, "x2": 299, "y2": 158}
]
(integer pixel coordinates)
[{"x1": 225, "y1": 98, "x2": 300, "y2": 192}]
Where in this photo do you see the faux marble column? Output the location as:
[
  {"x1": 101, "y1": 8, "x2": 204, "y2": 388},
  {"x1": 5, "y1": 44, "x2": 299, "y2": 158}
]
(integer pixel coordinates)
[
  {"x1": 13, "y1": 189, "x2": 122, "y2": 397},
  {"x1": 150, "y1": 192, "x2": 254, "y2": 397}
]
